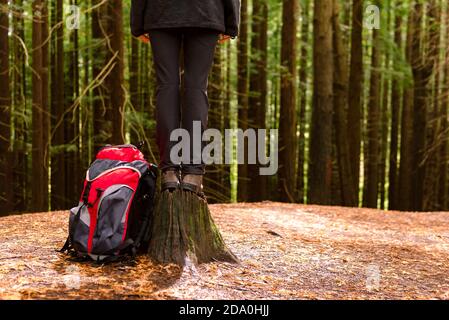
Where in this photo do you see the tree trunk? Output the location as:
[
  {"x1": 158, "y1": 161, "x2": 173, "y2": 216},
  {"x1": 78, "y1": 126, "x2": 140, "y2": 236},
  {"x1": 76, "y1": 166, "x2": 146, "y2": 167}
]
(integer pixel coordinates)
[
  {"x1": 41, "y1": 0, "x2": 50, "y2": 211},
  {"x1": 422, "y1": 0, "x2": 440, "y2": 211},
  {"x1": 258, "y1": 2, "x2": 268, "y2": 201},
  {"x1": 139, "y1": 42, "x2": 159, "y2": 165},
  {"x1": 149, "y1": 57, "x2": 159, "y2": 164},
  {"x1": 248, "y1": 0, "x2": 268, "y2": 202},
  {"x1": 410, "y1": 1, "x2": 426, "y2": 211},
  {"x1": 107, "y1": 0, "x2": 125, "y2": 144},
  {"x1": 332, "y1": 0, "x2": 357, "y2": 207},
  {"x1": 379, "y1": 5, "x2": 392, "y2": 210},
  {"x1": 297, "y1": 0, "x2": 310, "y2": 204},
  {"x1": 81, "y1": 2, "x2": 92, "y2": 169},
  {"x1": 223, "y1": 43, "x2": 232, "y2": 202},
  {"x1": 410, "y1": 1, "x2": 433, "y2": 211},
  {"x1": 91, "y1": 0, "x2": 109, "y2": 154},
  {"x1": 308, "y1": 0, "x2": 333, "y2": 205},
  {"x1": 331, "y1": 134, "x2": 343, "y2": 205},
  {"x1": 439, "y1": 2, "x2": 449, "y2": 210},
  {"x1": 64, "y1": 0, "x2": 80, "y2": 209},
  {"x1": 347, "y1": 0, "x2": 364, "y2": 197},
  {"x1": 237, "y1": 0, "x2": 249, "y2": 202},
  {"x1": 388, "y1": 0, "x2": 403, "y2": 210},
  {"x1": 0, "y1": 0, "x2": 13, "y2": 215},
  {"x1": 278, "y1": 0, "x2": 298, "y2": 203},
  {"x1": 379, "y1": 62, "x2": 390, "y2": 210},
  {"x1": 148, "y1": 190, "x2": 238, "y2": 265},
  {"x1": 398, "y1": 9, "x2": 415, "y2": 211},
  {"x1": 129, "y1": 37, "x2": 141, "y2": 144},
  {"x1": 51, "y1": 0, "x2": 66, "y2": 210},
  {"x1": 205, "y1": 47, "x2": 226, "y2": 203},
  {"x1": 12, "y1": 0, "x2": 28, "y2": 212},
  {"x1": 31, "y1": 0, "x2": 46, "y2": 212},
  {"x1": 363, "y1": 14, "x2": 382, "y2": 209}
]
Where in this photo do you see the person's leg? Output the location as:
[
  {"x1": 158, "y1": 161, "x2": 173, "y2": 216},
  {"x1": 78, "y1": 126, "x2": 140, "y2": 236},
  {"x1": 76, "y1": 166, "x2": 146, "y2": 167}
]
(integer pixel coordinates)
[
  {"x1": 147, "y1": 29, "x2": 182, "y2": 173},
  {"x1": 181, "y1": 28, "x2": 219, "y2": 176}
]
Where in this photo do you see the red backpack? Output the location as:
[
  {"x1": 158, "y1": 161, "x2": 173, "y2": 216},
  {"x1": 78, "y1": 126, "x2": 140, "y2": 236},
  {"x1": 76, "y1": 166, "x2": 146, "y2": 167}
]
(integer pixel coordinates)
[{"x1": 60, "y1": 144, "x2": 158, "y2": 262}]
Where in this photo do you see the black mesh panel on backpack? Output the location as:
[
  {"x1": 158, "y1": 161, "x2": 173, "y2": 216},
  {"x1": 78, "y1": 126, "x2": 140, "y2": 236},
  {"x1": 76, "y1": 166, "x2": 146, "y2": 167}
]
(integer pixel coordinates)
[{"x1": 126, "y1": 167, "x2": 158, "y2": 254}]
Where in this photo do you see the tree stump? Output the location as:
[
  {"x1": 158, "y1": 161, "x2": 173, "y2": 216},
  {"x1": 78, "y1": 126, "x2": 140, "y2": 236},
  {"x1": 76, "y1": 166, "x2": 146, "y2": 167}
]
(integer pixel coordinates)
[{"x1": 147, "y1": 189, "x2": 239, "y2": 265}]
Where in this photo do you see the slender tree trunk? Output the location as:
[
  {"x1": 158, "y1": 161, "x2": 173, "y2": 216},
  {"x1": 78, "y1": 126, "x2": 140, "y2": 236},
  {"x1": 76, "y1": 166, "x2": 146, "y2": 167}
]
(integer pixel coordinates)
[
  {"x1": 223, "y1": 43, "x2": 232, "y2": 202},
  {"x1": 248, "y1": 0, "x2": 268, "y2": 202},
  {"x1": 215, "y1": 46, "x2": 225, "y2": 199},
  {"x1": 32, "y1": 0, "x2": 46, "y2": 211},
  {"x1": 258, "y1": 1, "x2": 268, "y2": 201},
  {"x1": 308, "y1": 0, "x2": 334, "y2": 205},
  {"x1": 363, "y1": 10, "x2": 382, "y2": 209},
  {"x1": 0, "y1": 0, "x2": 13, "y2": 215},
  {"x1": 331, "y1": 16, "x2": 343, "y2": 206},
  {"x1": 81, "y1": 2, "x2": 91, "y2": 169},
  {"x1": 107, "y1": 0, "x2": 125, "y2": 144},
  {"x1": 237, "y1": 0, "x2": 249, "y2": 202},
  {"x1": 388, "y1": 0, "x2": 403, "y2": 210},
  {"x1": 332, "y1": 0, "x2": 357, "y2": 206},
  {"x1": 297, "y1": 0, "x2": 310, "y2": 204},
  {"x1": 422, "y1": 0, "x2": 441, "y2": 211},
  {"x1": 205, "y1": 47, "x2": 225, "y2": 203},
  {"x1": 379, "y1": 4, "x2": 392, "y2": 210},
  {"x1": 278, "y1": 0, "x2": 298, "y2": 203},
  {"x1": 64, "y1": 0, "x2": 80, "y2": 208},
  {"x1": 12, "y1": 0, "x2": 28, "y2": 212},
  {"x1": 91, "y1": 0, "x2": 109, "y2": 154},
  {"x1": 51, "y1": 0, "x2": 66, "y2": 210},
  {"x1": 270, "y1": 68, "x2": 279, "y2": 199},
  {"x1": 41, "y1": 0, "x2": 50, "y2": 211},
  {"x1": 129, "y1": 37, "x2": 140, "y2": 144},
  {"x1": 331, "y1": 132, "x2": 343, "y2": 205},
  {"x1": 410, "y1": 1, "x2": 425, "y2": 211},
  {"x1": 347, "y1": 0, "x2": 364, "y2": 199},
  {"x1": 410, "y1": 1, "x2": 433, "y2": 211},
  {"x1": 139, "y1": 41, "x2": 147, "y2": 118},
  {"x1": 139, "y1": 42, "x2": 159, "y2": 164},
  {"x1": 398, "y1": 9, "x2": 415, "y2": 211},
  {"x1": 379, "y1": 62, "x2": 390, "y2": 210},
  {"x1": 439, "y1": 2, "x2": 449, "y2": 210},
  {"x1": 148, "y1": 55, "x2": 159, "y2": 164}
]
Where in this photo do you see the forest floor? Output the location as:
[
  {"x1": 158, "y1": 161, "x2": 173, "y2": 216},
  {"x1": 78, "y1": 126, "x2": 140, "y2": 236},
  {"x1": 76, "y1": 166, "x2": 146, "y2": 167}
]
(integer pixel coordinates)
[{"x1": 1, "y1": 202, "x2": 449, "y2": 300}]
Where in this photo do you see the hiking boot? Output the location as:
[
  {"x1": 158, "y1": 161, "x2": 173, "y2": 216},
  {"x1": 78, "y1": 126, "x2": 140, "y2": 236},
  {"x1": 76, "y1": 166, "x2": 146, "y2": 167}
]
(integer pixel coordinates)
[
  {"x1": 161, "y1": 169, "x2": 181, "y2": 191},
  {"x1": 181, "y1": 174, "x2": 204, "y2": 197}
]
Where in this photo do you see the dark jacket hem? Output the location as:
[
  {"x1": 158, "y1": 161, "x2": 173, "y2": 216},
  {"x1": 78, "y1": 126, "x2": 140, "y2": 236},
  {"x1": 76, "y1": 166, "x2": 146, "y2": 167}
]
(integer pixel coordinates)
[
  {"x1": 131, "y1": 0, "x2": 240, "y2": 38},
  {"x1": 144, "y1": 21, "x2": 226, "y2": 34}
]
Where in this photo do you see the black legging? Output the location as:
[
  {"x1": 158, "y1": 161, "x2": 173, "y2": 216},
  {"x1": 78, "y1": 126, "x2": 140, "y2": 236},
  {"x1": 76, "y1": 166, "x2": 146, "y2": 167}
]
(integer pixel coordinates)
[{"x1": 148, "y1": 27, "x2": 219, "y2": 175}]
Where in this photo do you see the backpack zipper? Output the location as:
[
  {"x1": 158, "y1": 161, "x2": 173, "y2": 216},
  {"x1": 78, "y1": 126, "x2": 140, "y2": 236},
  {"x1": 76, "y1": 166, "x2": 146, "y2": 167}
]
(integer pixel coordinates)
[{"x1": 86, "y1": 165, "x2": 144, "y2": 181}]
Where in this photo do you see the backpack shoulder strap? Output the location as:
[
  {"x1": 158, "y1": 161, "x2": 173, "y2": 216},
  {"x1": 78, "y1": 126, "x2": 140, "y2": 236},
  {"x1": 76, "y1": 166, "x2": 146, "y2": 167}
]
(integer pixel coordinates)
[{"x1": 59, "y1": 236, "x2": 71, "y2": 253}]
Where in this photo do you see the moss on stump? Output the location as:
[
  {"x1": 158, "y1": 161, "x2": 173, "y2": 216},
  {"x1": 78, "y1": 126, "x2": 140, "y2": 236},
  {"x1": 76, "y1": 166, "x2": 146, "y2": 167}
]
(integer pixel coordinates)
[{"x1": 147, "y1": 189, "x2": 239, "y2": 265}]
